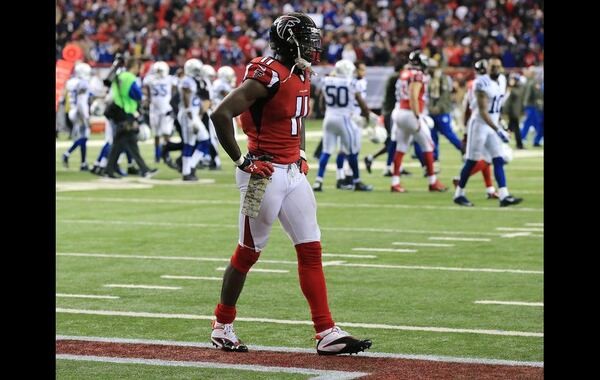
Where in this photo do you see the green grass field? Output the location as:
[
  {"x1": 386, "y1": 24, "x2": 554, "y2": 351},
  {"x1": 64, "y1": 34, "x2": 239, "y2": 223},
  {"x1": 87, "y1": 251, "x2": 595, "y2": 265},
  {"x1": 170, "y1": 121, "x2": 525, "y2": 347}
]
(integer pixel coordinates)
[{"x1": 56, "y1": 119, "x2": 543, "y2": 379}]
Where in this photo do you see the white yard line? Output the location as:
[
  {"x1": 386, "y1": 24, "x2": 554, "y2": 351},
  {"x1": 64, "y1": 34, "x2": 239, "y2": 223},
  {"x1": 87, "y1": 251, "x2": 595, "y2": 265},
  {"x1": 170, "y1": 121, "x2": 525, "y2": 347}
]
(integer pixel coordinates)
[
  {"x1": 334, "y1": 262, "x2": 542, "y2": 275},
  {"x1": 57, "y1": 252, "x2": 541, "y2": 275},
  {"x1": 60, "y1": 219, "x2": 542, "y2": 238},
  {"x1": 322, "y1": 253, "x2": 377, "y2": 259},
  {"x1": 56, "y1": 196, "x2": 543, "y2": 212},
  {"x1": 351, "y1": 248, "x2": 418, "y2": 253},
  {"x1": 160, "y1": 275, "x2": 222, "y2": 281},
  {"x1": 475, "y1": 300, "x2": 543, "y2": 307},
  {"x1": 496, "y1": 227, "x2": 543, "y2": 232},
  {"x1": 56, "y1": 335, "x2": 544, "y2": 367},
  {"x1": 54, "y1": 309, "x2": 543, "y2": 337},
  {"x1": 103, "y1": 284, "x2": 181, "y2": 290},
  {"x1": 216, "y1": 267, "x2": 289, "y2": 273},
  {"x1": 56, "y1": 293, "x2": 120, "y2": 300},
  {"x1": 55, "y1": 354, "x2": 366, "y2": 380},
  {"x1": 429, "y1": 237, "x2": 491, "y2": 242},
  {"x1": 525, "y1": 223, "x2": 543, "y2": 227},
  {"x1": 392, "y1": 242, "x2": 454, "y2": 247}
]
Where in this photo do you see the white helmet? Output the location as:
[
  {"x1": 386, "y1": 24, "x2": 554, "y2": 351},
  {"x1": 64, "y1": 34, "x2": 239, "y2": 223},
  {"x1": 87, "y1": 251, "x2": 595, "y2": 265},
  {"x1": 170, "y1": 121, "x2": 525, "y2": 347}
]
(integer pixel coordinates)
[
  {"x1": 334, "y1": 59, "x2": 356, "y2": 78},
  {"x1": 217, "y1": 66, "x2": 236, "y2": 86},
  {"x1": 152, "y1": 61, "x2": 170, "y2": 78},
  {"x1": 74, "y1": 62, "x2": 92, "y2": 80},
  {"x1": 201, "y1": 64, "x2": 217, "y2": 82},
  {"x1": 184, "y1": 58, "x2": 203, "y2": 79}
]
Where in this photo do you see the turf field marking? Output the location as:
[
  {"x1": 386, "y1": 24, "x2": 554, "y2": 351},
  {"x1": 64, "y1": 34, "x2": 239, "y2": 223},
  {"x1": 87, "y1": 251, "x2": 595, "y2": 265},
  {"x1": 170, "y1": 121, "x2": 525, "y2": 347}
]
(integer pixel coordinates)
[
  {"x1": 57, "y1": 252, "x2": 302, "y2": 266},
  {"x1": 475, "y1": 300, "x2": 543, "y2": 307},
  {"x1": 56, "y1": 196, "x2": 543, "y2": 212},
  {"x1": 56, "y1": 182, "x2": 153, "y2": 192},
  {"x1": 322, "y1": 253, "x2": 377, "y2": 259},
  {"x1": 429, "y1": 237, "x2": 491, "y2": 242},
  {"x1": 216, "y1": 267, "x2": 289, "y2": 273},
  {"x1": 60, "y1": 220, "x2": 542, "y2": 238},
  {"x1": 334, "y1": 263, "x2": 542, "y2": 274},
  {"x1": 525, "y1": 223, "x2": 543, "y2": 227},
  {"x1": 352, "y1": 248, "x2": 418, "y2": 253},
  {"x1": 161, "y1": 275, "x2": 222, "y2": 281},
  {"x1": 55, "y1": 309, "x2": 543, "y2": 337},
  {"x1": 496, "y1": 227, "x2": 543, "y2": 232},
  {"x1": 56, "y1": 293, "x2": 120, "y2": 300},
  {"x1": 392, "y1": 242, "x2": 454, "y2": 247},
  {"x1": 500, "y1": 232, "x2": 532, "y2": 238},
  {"x1": 57, "y1": 252, "x2": 541, "y2": 274},
  {"x1": 56, "y1": 335, "x2": 545, "y2": 367},
  {"x1": 56, "y1": 354, "x2": 365, "y2": 380},
  {"x1": 103, "y1": 284, "x2": 182, "y2": 290}
]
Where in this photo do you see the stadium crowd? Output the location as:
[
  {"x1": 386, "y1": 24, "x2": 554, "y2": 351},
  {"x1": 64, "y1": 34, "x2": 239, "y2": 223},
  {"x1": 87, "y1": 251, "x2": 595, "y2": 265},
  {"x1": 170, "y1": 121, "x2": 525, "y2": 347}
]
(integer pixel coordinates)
[{"x1": 56, "y1": 0, "x2": 543, "y2": 69}]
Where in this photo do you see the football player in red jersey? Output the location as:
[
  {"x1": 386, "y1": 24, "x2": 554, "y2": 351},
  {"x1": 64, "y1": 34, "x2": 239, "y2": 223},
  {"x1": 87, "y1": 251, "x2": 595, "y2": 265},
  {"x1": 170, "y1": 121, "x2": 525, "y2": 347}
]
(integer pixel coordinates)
[
  {"x1": 209, "y1": 13, "x2": 372, "y2": 356},
  {"x1": 390, "y1": 50, "x2": 447, "y2": 193}
]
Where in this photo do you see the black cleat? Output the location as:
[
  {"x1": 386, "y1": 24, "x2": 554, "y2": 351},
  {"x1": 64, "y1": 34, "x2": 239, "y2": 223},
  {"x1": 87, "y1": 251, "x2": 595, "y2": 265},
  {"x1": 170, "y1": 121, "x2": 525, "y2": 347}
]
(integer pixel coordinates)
[
  {"x1": 401, "y1": 168, "x2": 412, "y2": 176},
  {"x1": 454, "y1": 196, "x2": 474, "y2": 207},
  {"x1": 336, "y1": 179, "x2": 353, "y2": 190},
  {"x1": 128, "y1": 166, "x2": 140, "y2": 175},
  {"x1": 364, "y1": 156, "x2": 373, "y2": 174},
  {"x1": 183, "y1": 174, "x2": 198, "y2": 181},
  {"x1": 175, "y1": 156, "x2": 183, "y2": 172},
  {"x1": 316, "y1": 326, "x2": 372, "y2": 356},
  {"x1": 353, "y1": 181, "x2": 373, "y2": 191},
  {"x1": 312, "y1": 181, "x2": 323, "y2": 192},
  {"x1": 499, "y1": 195, "x2": 523, "y2": 207},
  {"x1": 383, "y1": 169, "x2": 392, "y2": 177},
  {"x1": 80, "y1": 163, "x2": 89, "y2": 171},
  {"x1": 142, "y1": 168, "x2": 158, "y2": 178},
  {"x1": 62, "y1": 154, "x2": 69, "y2": 168}
]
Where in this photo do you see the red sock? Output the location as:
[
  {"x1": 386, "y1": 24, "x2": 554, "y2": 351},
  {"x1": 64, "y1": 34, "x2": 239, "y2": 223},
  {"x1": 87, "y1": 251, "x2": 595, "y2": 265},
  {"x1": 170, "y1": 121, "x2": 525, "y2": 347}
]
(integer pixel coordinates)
[
  {"x1": 392, "y1": 151, "x2": 404, "y2": 176},
  {"x1": 215, "y1": 303, "x2": 236, "y2": 324},
  {"x1": 295, "y1": 241, "x2": 334, "y2": 333},
  {"x1": 481, "y1": 162, "x2": 493, "y2": 187},
  {"x1": 470, "y1": 160, "x2": 486, "y2": 175},
  {"x1": 423, "y1": 151, "x2": 435, "y2": 176}
]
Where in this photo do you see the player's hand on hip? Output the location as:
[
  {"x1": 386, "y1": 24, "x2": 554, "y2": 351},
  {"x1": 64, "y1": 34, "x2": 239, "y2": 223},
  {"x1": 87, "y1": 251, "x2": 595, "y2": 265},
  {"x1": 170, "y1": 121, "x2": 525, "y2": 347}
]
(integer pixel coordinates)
[
  {"x1": 238, "y1": 156, "x2": 274, "y2": 178},
  {"x1": 299, "y1": 158, "x2": 309, "y2": 175}
]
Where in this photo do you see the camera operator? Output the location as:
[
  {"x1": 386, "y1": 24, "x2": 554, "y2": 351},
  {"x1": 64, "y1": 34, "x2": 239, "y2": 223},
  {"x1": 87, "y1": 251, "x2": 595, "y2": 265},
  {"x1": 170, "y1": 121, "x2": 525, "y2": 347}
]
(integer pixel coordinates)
[{"x1": 103, "y1": 55, "x2": 157, "y2": 178}]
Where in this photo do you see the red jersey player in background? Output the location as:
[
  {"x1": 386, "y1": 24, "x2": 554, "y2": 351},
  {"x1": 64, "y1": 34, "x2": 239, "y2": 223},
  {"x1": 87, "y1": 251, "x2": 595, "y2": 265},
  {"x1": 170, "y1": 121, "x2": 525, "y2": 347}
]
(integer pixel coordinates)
[
  {"x1": 390, "y1": 50, "x2": 447, "y2": 193},
  {"x1": 209, "y1": 12, "x2": 372, "y2": 356}
]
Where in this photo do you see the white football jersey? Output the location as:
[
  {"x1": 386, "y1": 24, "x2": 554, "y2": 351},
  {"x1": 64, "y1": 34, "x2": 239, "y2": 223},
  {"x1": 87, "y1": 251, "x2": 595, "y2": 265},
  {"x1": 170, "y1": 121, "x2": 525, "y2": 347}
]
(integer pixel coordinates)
[
  {"x1": 472, "y1": 73, "x2": 506, "y2": 125},
  {"x1": 75, "y1": 78, "x2": 91, "y2": 115},
  {"x1": 144, "y1": 74, "x2": 176, "y2": 113},
  {"x1": 66, "y1": 77, "x2": 79, "y2": 110},
  {"x1": 322, "y1": 76, "x2": 357, "y2": 117},
  {"x1": 210, "y1": 78, "x2": 232, "y2": 108},
  {"x1": 353, "y1": 77, "x2": 367, "y2": 115},
  {"x1": 178, "y1": 76, "x2": 202, "y2": 112}
]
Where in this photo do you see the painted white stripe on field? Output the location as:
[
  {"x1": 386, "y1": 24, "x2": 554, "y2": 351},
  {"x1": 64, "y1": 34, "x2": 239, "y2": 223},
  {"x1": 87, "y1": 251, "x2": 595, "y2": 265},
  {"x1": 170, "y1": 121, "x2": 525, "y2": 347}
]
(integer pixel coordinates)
[
  {"x1": 475, "y1": 300, "x2": 543, "y2": 307},
  {"x1": 392, "y1": 242, "x2": 454, "y2": 247},
  {"x1": 55, "y1": 354, "x2": 366, "y2": 380},
  {"x1": 161, "y1": 275, "x2": 222, "y2": 281},
  {"x1": 103, "y1": 284, "x2": 181, "y2": 290},
  {"x1": 56, "y1": 196, "x2": 543, "y2": 212},
  {"x1": 429, "y1": 237, "x2": 491, "y2": 242},
  {"x1": 55, "y1": 309, "x2": 543, "y2": 337},
  {"x1": 57, "y1": 252, "x2": 300, "y2": 266},
  {"x1": 59, "y1": 219, "x2": 541, "y2": 238},
  {"x1": 335, "y1": 263, "x2": 543, "y2": 275},
  {"x1": 352, "y1": 248, "x2": 418, "y2": 253},
  {"x1": 322, "y1": 253, "x2": 377, "y2": 259},
  {"x1": 216, "y1": 267, "x2": 289, "y2": 273},
  {"x1": 525, "y1": 223, "x2": 543, "y2": 227},
  {"x1": 56, "y1": 335, "x2": 544, "y2": 367},
  {"x1": 496, "y1": 227, "x2": 543, "y2": 232},
  {"x1": 501, "y1": 232, "x2": 532, "y2": 238},
  {"x1": 56, "y1": 294, "x2": 120, "y2": 300}
]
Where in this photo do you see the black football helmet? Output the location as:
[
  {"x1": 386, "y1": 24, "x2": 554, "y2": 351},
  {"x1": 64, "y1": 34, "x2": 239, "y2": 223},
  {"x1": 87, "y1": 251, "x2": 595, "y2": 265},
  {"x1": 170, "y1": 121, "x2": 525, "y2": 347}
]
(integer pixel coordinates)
[
  {"x1": 270, "y1": 13, "x2": 322, "y2": 66},
  {"x1": 474, "y1": 59, "x2": 488, "y2": 75},
  {"x1": 408, "y1": 50, "x2": 429, "y2": 70}
]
